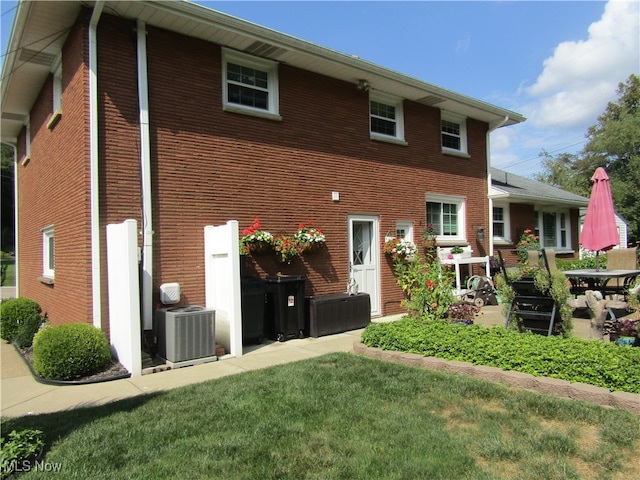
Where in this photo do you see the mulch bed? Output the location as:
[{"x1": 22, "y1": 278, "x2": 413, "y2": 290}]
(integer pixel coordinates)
[{"x1": 17, "y1": 345, "x2": 130, "y2": 385}]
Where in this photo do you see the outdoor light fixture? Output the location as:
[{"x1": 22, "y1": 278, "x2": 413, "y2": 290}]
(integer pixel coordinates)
[
  {"x1": 356, "y1": 80, "x2": 370, "y2": 92},
  {"x1": 477, "y1": 227, "x2": 485, "y2": 241}
]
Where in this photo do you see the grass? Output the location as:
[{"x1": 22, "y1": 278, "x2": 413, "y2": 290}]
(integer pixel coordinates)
[
  {"x1": 0, "y1": 259, "x2": 15, "y2": 287},
  {"x1": 2, "y1": 353, "x2": 639, "y2": 479}
]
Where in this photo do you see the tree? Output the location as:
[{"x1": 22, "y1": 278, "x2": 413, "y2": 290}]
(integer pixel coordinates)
[
  {"x1": 1, "y1": 143, "x2": 15, "y2": 253},
  {"x1": 536, "y1": 75, "x2": 640, "y2": 245}
]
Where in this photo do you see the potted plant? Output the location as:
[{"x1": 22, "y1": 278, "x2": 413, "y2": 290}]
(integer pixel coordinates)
[
  {"x1": 383, "y1": 238, "x2": 417, "y2": 263},
  {"x1": 448, "y1": 302, "x2": 479, "y2": 325},
  {"x1": 294, "y1": 221, "x2": 326, "y2": 253},
  {"x1": 239, "y1": 218, "x2": 273, "y2": 255},
  {"x1": 450, "y1": 246, "x2": 464, "y2": 260},
  {"x1": 515, "y1": 229, "x2": 541, "y2": 264},
  {"x1": 273, "y1": 235, "x2": 302, "y2": 264},
  {"x1": 603, "y1": 318, "x2": 639, "y2": 346}
]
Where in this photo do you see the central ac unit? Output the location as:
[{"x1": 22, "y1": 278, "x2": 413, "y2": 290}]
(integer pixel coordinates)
[{"x1": 156, "y1": 306, "x2": 216, "y2": 363}]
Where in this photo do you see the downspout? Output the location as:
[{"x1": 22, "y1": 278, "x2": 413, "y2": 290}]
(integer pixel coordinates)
[
  {"x1": 10, "y1": 143, "x2": 18, "y2": 297},
  {"x1": 137, "y1": 19, "x2": 154, "y2": 330},
  {"x1": 89, "y1": 2, "x2": 104, "y2": 328},
  {"x1": 486, "y1": 116, "x2": 510, "y2": 257}
]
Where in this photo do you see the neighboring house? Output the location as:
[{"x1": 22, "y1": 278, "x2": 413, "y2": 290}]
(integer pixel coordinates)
[
  {"x1": 1, "y1": 1, "x2": 525, "y2": 341},
  {"x1": 489, "y1": 167, "x2": 589, "y2": 264},
  {"x1": 578, "y1": 208, "x2": 628, "y2": 252}
]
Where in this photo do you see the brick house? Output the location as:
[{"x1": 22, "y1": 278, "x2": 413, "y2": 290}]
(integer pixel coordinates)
[
  {"x1": 490, "y1": 167, "x2": 589, "y2": 265},
  {"x1": 1, "y1": 1, "x2": 527, "y2": 341}
]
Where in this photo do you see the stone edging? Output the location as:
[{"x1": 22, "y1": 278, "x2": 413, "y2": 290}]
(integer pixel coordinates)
[{"x1": 352, "y1": 342, "x2": 640, "y2": 415}]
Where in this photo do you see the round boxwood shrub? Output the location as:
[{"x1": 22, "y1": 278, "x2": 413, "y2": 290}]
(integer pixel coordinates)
[
  {"x1": 0, "y1": 297, "x2": 42, "y2": 343},
  {"x1": 32, "y1": 323, "x2": 112, "y2": 380},
  {"x1": 14, "y1": 313, "x2": 45, "y2": 348}
]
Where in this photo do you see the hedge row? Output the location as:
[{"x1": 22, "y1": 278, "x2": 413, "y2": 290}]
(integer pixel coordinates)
[{"x1": 361, "y1": 318, "x2": 640, "y2": 394}]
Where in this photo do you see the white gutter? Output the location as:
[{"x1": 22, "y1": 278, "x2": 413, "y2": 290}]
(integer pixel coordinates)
[
  {"x1": 89, "y1": 2, "x2": 104, "y2": 328},
  {"x1": 486, "y1": 116, "x2": 510, "y2": 257},
  {"x1": 137, "y1": 19, "x2": 154, "y2": 330}
]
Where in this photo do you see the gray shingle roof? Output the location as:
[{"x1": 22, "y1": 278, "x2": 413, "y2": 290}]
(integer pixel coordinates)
[{"x1": 491, "y1": 167, "x2": 589, "y2": 206}]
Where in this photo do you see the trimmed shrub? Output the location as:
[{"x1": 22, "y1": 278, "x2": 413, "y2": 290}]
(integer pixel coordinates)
[
  {"x1": 0, "y1": 297, "x2": 42, "y2": 342},
  {"x1": 32, "y1": 323, "x2": 112, "y2": 380},
  {"x1": 361, "y1": 318, "x2": 640, "y2": 394},
  {"x1": 14, "y1": 314, "x2": 45, "y2": 348}
]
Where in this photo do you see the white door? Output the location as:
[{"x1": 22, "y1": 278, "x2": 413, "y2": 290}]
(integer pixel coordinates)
[{"x1": 349, "y1": 216, "x2": 380, "y2": 316}]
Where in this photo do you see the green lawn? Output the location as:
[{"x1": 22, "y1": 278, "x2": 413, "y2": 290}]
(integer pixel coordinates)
[
  {"x1": 1, "y1": 258, "x2": 15, "y2": 287},
  {"x1": 2, "y1": 353, "x2": 639, "y2": 479}
]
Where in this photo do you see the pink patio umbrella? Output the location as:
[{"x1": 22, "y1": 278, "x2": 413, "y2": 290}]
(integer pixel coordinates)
[{"x1": 580, "y1": 167, "x2": 619, "y2": 270}]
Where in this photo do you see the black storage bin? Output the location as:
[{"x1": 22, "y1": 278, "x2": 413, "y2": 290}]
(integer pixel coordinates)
[
  {"x1": 241, "y1": 277, "x2": 266, "y2": 345},
  {"x1": 265, "y1": 275, "x2": 306, "y2": 342},
  {"x1": 308, "y1": 293, "x2": 370, "y2": 337}
]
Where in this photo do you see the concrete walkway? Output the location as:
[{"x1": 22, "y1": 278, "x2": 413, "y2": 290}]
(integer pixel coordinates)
[
  {"x1": 1, "y1": 327, "x2": 367, "y2": 418},
  {"x1": 2, "y1": 306, "x2": 635, "y2": 418}
]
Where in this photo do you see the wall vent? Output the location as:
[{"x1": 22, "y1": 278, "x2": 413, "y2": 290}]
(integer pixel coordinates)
[
  {"x1": 243, "y1": 41, "x2": 288, "y2": 59},
  {"x1": 417, "y1": 95, "x2": 446, "y2": 106},
  {"x1": 19, "y1": 48, "x2": 57, "y2": 67}
]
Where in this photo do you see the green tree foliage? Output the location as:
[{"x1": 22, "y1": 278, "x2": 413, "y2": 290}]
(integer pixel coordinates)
[
  {"x1": 1, "y1": 143, "x2": 15, "y2": 253},
  {"x1": 535, "y1": 75, "x2": 640, "y2": 245}
]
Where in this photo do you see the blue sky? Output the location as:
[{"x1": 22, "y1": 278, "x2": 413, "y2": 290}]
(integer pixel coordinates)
[{"x1": 2, "y1": 1, "x2": 638, "y2": 176}]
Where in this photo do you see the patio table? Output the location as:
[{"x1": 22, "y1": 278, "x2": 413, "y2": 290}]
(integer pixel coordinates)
[{"x1": 563, "y1": 269, "x2": 640, "y2": 296}]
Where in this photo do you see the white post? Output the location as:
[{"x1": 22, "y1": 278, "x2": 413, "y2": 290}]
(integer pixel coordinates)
[
  {"x1": 106, "y1": 220, "x2": 142, "y2": 376},
  {"x1": 204, "y1": 221, "x2": 242, "y2": 357}
]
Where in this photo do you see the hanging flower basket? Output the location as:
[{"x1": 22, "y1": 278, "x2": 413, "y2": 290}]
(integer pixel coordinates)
[
  {"x1": 239, "y1": 218, "x2": 274, "y2": 256},
  {"x1": 294, "y1": 222, "x2": 326, "y2": 254},
  {"x1": 298, "y1": 241, "x2": 322, "y2": 254},
  {"x1": 247, "y1": 240, "x2": 272, "y2": 255}
]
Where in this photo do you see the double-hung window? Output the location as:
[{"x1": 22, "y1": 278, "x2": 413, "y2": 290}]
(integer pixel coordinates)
[
  {"x1": 426, "y1": 194, "x2": 466, "y2": 242},
  {"x1": 492, "y1": 204, "x2": 510, "y2": 243},
  {"x1": 42, "y1": 225, "x2": 55, "y2": 279},
  {"x1": 47, "y1": 55, "x2": 62, "y2": 129},
  {"x1": 441, "y1": 113, "x2": 468, "y2": 156},
  {"x1": 222, "y1": 49, "x2": 280, "y2": 119},
  {"x1": 370, "y1": 92, "x2": 405, "y2": 144},
  {"x1": 534, "y1": 209, "x2": 570, "y2": 250}
]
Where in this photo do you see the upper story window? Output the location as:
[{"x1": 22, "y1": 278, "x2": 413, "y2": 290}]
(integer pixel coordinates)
[
  {"x1": 492, "y1": 204, "x2": 511, "y2": 243},
  {"x1": 370, "y1": 92, "x2": 405, "y2": 144},
  {"x1": 426, "y1": 194, "x2": 466, "y2": 242},
  {"x1": 535, "y1": 209, "x2": 570, "y2": 250},
  {"x1": 222, "y1": 49, "x2": 280, "y2": 120},
  {"x1": 42, "y1": 225, "x2": 55, "y2": 278},
  {"x1": 47, "y1": 55, "x2": 62, "y2": 129},
  {"x1": 441, "y1": 113, "x2": 468, "y2": 156}
]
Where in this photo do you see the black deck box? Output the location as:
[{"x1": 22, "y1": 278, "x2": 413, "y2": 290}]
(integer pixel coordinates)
[{"x1": 308, "y1": 292, "x2": 370, "y2": 338}]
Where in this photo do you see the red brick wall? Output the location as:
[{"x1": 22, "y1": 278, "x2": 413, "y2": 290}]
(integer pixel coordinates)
[
  {"x1": 16, "y1": 17, "x2": 93, "y2": 326},
  {"x1": 139, "y1": 23, "x2": 490, "y2": 316},
  {"x1": 18, "y1": 12, "x2": 492, "y2": 332}
]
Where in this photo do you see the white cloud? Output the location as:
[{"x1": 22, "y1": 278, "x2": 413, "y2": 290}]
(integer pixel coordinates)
[{"x1": 525, "y1": 0, "x2": 639, "y2": 129}]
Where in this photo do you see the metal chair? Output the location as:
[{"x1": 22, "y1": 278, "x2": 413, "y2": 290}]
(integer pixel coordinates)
[{"x1": 602, "y1": 247, "x2": 638, "y2": 299}]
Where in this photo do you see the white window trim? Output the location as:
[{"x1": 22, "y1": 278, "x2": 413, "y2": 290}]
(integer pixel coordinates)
[
  {"x1": 492, "y1": 202, "x2": 511, "y2": 243},
  {"x1": 42, "y1": 225, "x2": 55, "y2": 278},
  {"x1": 222, "y1": 48, "x2": 281, "y2": 121},
  {"x1": 369, "y1": 91, "x2": 407, "y2": 145},
  {"x1": 47, "y1": 55, "x2": 62, "y2": 129},
  {"x1": 426, "y1": 193, "x2": 466, "y2": 243},
  {"x1": 534, "y1": 208, "x2": 572, "y2": 251},
  {"x1": 441, "y1": 112, "x2": 468, "y2": 157}
]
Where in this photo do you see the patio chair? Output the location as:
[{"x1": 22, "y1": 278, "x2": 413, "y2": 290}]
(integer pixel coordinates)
[
  {"x1": 498, "y1": 250, "x2": 559, "y2": 336},
  {"x1": 602, "y1": 247, "x2": 638, "y2": 299},
  {"x1": 541, "y1": 248, "x2": 558, "y2": 272}
]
